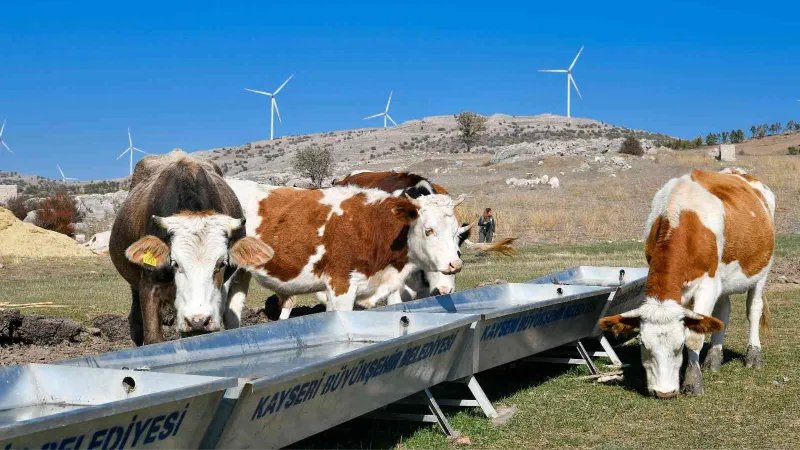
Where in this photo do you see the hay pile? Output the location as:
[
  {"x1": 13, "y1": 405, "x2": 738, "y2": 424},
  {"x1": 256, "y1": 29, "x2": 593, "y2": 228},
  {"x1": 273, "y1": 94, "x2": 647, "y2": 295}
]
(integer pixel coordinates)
[{"x1": 0, "y1": 207, "x2": 95, "y2": 257}]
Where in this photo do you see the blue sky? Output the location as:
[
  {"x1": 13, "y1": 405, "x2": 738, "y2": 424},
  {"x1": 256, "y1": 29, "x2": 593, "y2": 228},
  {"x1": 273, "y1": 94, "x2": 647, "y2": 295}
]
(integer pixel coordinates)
[{"x1": 1, "y1": 0, "x2": 798, "y2": 180}]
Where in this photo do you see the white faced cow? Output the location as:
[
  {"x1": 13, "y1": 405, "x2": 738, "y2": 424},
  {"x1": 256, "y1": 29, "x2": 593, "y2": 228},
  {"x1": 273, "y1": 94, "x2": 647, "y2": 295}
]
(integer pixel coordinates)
[
  {"x1": 110, "y1": 150, "x2": 274, "y2": 345},
  {"x1": 334, "y1": 170, "x2": 517, "y2": 300},
  {"x1": 600, "y1": 168, "x2": 775, "y2": 398},
  {"x1": 227, "y1": 179, "x2": 465, "y2": 319}
]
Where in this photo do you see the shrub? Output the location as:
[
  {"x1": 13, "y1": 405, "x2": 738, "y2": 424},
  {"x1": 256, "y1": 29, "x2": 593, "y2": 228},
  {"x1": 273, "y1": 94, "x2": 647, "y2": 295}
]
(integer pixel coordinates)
[
  {"x1": 35, "y1": 192, "x2": 81, "y2": 236},
  {"x1": 293, "y1": 146, "x2": 335, "y2": 188},
  {"x1": 3, "y1": 195, "x2": 34, "y2": 220},
  {"x1": 788, "y1": 146, "x2": 800, "y2": 156},
  {"x1": 619, "y1": 136, "x2": 644, "y2": 156}
]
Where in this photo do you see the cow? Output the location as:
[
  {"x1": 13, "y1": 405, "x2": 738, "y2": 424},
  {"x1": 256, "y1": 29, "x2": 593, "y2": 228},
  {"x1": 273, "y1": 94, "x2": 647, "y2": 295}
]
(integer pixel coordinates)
[
  {"x1": 599, "y1": 168, "x2": 775, "y2": 398},
  {"x1": 335, "y1": 170, "x2": 516, "y2": 299},
  {"x1": 227, "y1": 179, "x2": 465, "y2": 320},
  {"x1": 110, "y1": 150, "x2": 274, "y2": 346}
]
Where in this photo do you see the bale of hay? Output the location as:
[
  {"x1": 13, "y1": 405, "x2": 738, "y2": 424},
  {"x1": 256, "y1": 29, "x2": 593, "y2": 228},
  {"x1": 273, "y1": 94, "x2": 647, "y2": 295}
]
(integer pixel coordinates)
[{"x1": 0, "y1": 207, "x2": 95, "y2": 258}]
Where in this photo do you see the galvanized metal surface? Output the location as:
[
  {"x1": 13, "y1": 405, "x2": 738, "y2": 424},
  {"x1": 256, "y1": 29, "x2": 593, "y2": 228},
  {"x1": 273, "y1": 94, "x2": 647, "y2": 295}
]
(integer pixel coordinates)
[
  {"x1": 62, "y1": 311, "x2": 478, "y2": 449},
  {"x1": 0, "y1": 364, "x2": 236, "y2": 449},
  {"x1": 528, "y1": 266, "x2": 648, "y2": 318},
  {"x1": 377, "y1": 283, "x2": 615, "y2": 375}
]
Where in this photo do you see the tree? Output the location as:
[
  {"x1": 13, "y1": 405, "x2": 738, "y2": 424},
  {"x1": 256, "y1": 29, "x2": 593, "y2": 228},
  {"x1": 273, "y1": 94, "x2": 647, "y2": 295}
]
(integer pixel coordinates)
[
  {"x1": 750, "y1": 125, "x2": 758, "y2": 138},
  {"x1": 775, "y1": 122, "x2": 783, "y2": 134},
  {"x1": 721, "y1": 131, "x2": 730, "y2": 143},
  {"x1": 731, "y1": 129, "x2": 745, "y2": 143},
  {"x1": 692, "y1": 136, "x2": 704, "y2": 148},
  {"x1": 619, "y1": 135, "x2": 644, "y2": 156},
  {"x1": 757, "y1": 125, "x2": 767, "y2": 138},
  {"x1": 705, "y1": 133, "x2": 718, "y2": 146},
  {"x1": 786, "y1": 120, "x2": 796, "y2": 133},
  {"x1": 292, "y1": 146, "x2": 335, "y2": 188},
  {"x1": 454, "y1": 111, "x2": 488, "y2": 152}
]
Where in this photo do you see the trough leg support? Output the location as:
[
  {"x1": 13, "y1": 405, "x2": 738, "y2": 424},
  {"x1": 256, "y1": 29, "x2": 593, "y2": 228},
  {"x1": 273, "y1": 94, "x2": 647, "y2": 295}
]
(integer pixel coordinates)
[
  {"x1": 465, "y1": 376, "x2": 498, "y2": 419},
  {"x1": 598, "y1": 335, "x2": 623, "y2": 366},
  {"x1": 423, "y1": 388, "x2": 458, "y2": 438},
  {"x1": 575, "y1": 340, "x2": 599, "y2": 375}
]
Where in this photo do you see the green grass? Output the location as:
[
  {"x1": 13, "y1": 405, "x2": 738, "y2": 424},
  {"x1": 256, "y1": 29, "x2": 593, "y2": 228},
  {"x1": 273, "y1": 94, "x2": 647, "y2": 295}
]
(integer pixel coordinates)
[{"x1": 1, "y1": 236, "x2": 799, "y2": 449}]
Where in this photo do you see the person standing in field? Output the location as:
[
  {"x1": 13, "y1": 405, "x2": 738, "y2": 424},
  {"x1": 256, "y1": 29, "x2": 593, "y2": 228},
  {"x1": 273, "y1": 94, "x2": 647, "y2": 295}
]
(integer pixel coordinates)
[{"x1": 478, "y1": 208, "x2": 496, "y2": 243}]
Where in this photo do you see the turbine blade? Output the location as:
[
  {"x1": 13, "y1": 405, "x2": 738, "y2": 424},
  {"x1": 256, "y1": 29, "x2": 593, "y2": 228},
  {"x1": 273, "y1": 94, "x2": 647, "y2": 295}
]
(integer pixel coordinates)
[
  {"x1": 57, "y1": 165, "x2": 65, "y2": 178},
  {"x1": 273, "y1": 74, "x2": 294, "y2": 95},
  {"x1": 245, "y1": 88, "x2": 273, "y2": 96},
  {"x1": 0, "y1": 119, "x2": 5, "y2": 138},
  {"x1": 273, "y1": 98, "x2": 282, "y2": 123},
  {"x1": 133, "y1": 147, "x2": 147, "y2": 154},
  {"x1": 538, "y1": 69, "x2": 568, "y2": 73},
  {"x1": 385, "y1": 91, "x2": 393, "y2": 112},
  {"x1": 117, "y1": 147, "x2": 131, "y2": 159},
  {"x1": 128, "y1": 127, "x2": 133, "y2": 147},
  {"x1": 1, "y1": 140, "x2": 11, "y2": 154},
  {"x1": 387, "y1": 114, "x2": 397, "y2": 126},
  {"x1": 570, "y1": 74, "x2": 582, "y2": 99},
  {"x1": 363, "y1": 113, "x2": 383, "y2": 120},
  {"x1": 569, "y1": 45, "x2": 584, "y2": 71}
]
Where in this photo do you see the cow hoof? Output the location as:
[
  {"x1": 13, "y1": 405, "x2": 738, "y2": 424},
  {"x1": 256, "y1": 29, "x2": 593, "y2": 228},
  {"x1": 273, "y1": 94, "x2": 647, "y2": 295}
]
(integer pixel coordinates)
[
  {"x1": 702, "y1": 346, "x2": 724, "y2": 372},
  {"x1": 681, "y1": 364, "x2": 705, "y2": 396},
  {"x1": 745, "y1": 345, "x2": 764, "y2": 369}
]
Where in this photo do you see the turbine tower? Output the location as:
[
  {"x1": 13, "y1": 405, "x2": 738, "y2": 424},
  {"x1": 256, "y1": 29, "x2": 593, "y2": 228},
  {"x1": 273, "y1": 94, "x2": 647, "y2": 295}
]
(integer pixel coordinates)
[
  {"x1": 117, "y1": 128, "x2": 147, "y2": 176},
  {"x1": 57, "y1": 165, "x2": 77, "y2": 182},
  {"x1": 363, "y1": 92, "x2": 397, "y2": 128},
  {"x1": 539, "y1": 46, "x2": 584, "y2": 118},
  {"x1": 245, "y1": 74, "x2": 294, "y2": 140},
  {"x1": 0, "y1": 120, "x2": 12, "y2": 154}
]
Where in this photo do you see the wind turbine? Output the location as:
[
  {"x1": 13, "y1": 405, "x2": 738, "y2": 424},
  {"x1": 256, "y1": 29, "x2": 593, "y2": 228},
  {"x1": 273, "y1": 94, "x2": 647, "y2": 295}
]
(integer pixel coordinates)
[
  {"x1": 539, "y1": 46, "x2": 584, "y2": 119},
  {"x1": 0, "y1": 120, "x2": 12, "y2": 154},
  {"x1": 245, "y1": 74, "x2": 294, "y2": 141},
  {"x1": 363, "y1": 92, "x2": 397, "y2": 128},
  {"x1": 57, "y1": 165, "x2": 77, "y2": 183},
  {"x1": 117, "y1": 128, "x2": 147, "y2": 176}
]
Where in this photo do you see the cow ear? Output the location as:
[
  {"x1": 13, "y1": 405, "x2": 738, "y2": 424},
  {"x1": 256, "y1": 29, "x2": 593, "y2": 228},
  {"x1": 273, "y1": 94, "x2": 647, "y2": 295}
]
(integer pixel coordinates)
[
  {"x1": 230, "y1": 237, "x2": 274, "y2": 269},
  {"x1": 684, "y1": 312, "x2": 724, "y2": 334},
  {"x1": 391, "y1": 199, "x2": 419, "y2": 224},
  {"x1": 126, "y1": 236, "x2": 170, "y2": 269},
  {"x1": 599, "y1": 314, "x2": 640, "y2": 336}
]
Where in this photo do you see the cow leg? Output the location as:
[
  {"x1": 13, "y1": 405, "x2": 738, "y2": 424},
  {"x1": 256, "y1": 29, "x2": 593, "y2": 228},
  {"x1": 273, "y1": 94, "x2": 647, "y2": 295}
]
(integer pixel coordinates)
[
  {"x1": 745, "y1": 276, "x2": 768, "y2": 369},
  {"x1": 682, "y1": 279, "x2": 719, "y2": 396},
  {"x1": 703, "y1": 295, "x2": 730, "y2": 372},
  {"x1": 386, "y1": 290, "x2": 403, "y2": 306},
  {"x1": 278, "y1": 295, "x2": 295, "y2": 320},
  {"x1": 128, "y1": 288, "x2": 144, "y2": 347},
  {"x1": 224, "y1": 269, "x2": 251, "y2": 329},
  {"x1": 139, "y1": 278, "x2": 165, "y2": 345}
]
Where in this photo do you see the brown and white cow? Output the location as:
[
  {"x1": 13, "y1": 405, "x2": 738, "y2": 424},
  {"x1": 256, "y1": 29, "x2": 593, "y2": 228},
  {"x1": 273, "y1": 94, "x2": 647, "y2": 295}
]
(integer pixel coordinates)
[
  {"x1": 227, "y1": 179, "x2": 464, "y2": 319},
  {"x1": 335, "y1": 170, "x2": 517, "y2": 300},
  {"x1": 110, "y1": 150, "x2": 274, "y2": 345},
  {"x1": 600, "y1": 168, "x2": 775, "y2": 398}
]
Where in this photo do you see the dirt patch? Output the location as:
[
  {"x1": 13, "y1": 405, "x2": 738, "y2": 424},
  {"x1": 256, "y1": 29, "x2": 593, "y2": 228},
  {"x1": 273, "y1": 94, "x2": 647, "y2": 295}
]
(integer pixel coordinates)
[
  {"x1": 0, "y1": 309, "x2": 83, "y2": 345},
  {"x1": 771, "y1": 257, "x2": 800, "y2": 285},
  {"x1": 0, "y1": 207, "x2": 95, "y2": 258},
  {"x1": 0, "y1": 306, "x2": 277, "y2": 366}
]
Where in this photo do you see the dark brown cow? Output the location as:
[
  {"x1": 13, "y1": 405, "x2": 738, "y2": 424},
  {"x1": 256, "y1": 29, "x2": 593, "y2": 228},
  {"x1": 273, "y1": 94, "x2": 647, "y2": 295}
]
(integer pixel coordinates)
[{"x1": 110, "y1": 150, "x2": 273, "y2": 345}]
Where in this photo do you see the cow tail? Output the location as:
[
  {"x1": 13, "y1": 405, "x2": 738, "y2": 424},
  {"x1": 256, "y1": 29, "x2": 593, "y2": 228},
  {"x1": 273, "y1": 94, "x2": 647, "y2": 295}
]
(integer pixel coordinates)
[{"x1": 760, "y1": 293, "x2": 771, "y2": 335}]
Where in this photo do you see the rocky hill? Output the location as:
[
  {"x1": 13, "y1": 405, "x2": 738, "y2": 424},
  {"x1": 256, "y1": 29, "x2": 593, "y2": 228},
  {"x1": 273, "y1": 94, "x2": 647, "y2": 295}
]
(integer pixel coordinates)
[{"x1": 194, "y1": 114, "x2": 671, "y2": 183}]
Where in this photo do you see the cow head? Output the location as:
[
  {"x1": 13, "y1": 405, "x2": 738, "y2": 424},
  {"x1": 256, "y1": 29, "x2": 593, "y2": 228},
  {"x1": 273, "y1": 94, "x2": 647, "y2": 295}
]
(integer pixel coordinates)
[
  {"x1": 599, "y1": 298, "x2": 723, "y2": 398},
  {"x1": 399, "y1": 194, "x2": 464, "y2": 276},
  {"x1": 125, "y1": 213, "x2": 274, "y2": 336}
]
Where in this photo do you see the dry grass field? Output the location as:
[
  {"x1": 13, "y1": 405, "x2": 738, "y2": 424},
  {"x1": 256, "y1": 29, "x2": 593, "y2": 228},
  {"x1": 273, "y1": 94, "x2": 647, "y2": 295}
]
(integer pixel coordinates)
[
  {"x1": 430, "y1": 149, "x2": 800, "y2": 246},
  {"x1": 1, "y1": 236, "x2": 799, "y2": 449}
]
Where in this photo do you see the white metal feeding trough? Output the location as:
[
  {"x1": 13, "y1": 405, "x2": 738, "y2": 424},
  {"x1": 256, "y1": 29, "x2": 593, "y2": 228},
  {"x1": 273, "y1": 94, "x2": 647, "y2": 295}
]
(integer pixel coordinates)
[
  {"x1": 62, "y1": 311, "x2": 478, "y2": 449},
  {"x1": 0, "y1": 364, "x2": 236, "y2": 449}
]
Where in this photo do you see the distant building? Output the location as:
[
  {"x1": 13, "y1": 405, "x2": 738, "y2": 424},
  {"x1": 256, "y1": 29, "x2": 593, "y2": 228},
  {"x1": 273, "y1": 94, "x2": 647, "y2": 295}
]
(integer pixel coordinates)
[{"x1": 0, "y1": 185, "x2": 17, "y2": 204}]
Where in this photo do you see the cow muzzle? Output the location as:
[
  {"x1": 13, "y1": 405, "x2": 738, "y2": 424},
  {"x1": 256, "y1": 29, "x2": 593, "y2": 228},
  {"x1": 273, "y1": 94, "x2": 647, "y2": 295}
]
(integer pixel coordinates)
[
  {"x1": 436, "y1": 285, "x2": 453, "y2": 295},
  {"x1": 652, "y1": 389, "x2": 679, "y2": 400},
  {"x1": 443, "y1": 260, "x2": 462, "y2": 275},
  {"x1": 181, "y1": 315, "x2": 219, "y2": 334}
]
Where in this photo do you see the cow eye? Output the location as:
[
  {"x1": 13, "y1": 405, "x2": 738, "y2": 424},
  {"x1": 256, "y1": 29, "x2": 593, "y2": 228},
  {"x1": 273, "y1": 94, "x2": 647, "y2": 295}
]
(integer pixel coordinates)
[
  {"x1": 425, "y1": 228, "x2": 435, "y2": 237},
  {"x1": 171, "y1": 261, "x2": 180, "y2": 271},
  {"x1": 215, "y1": 261, "x2": 227, "y2": 273}
]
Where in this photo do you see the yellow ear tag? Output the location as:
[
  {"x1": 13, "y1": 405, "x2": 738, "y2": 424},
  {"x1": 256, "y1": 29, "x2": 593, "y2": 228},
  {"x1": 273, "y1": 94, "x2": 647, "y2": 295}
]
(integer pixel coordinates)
[{"x1": 142, "y1": 252, "x2": 158, "y2": 267}]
